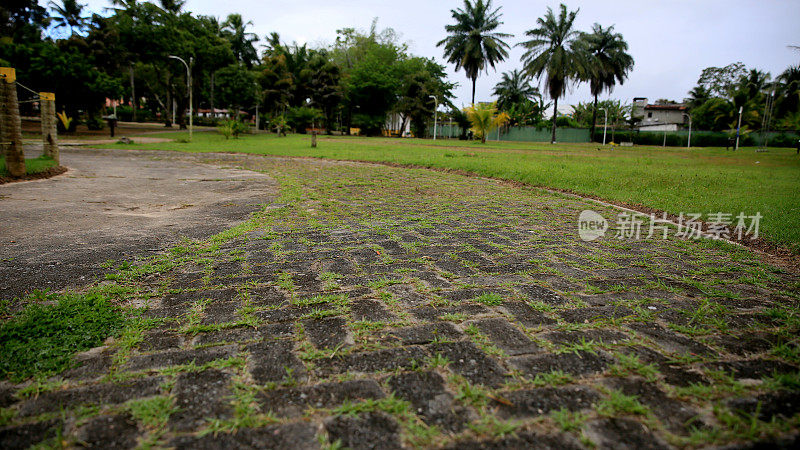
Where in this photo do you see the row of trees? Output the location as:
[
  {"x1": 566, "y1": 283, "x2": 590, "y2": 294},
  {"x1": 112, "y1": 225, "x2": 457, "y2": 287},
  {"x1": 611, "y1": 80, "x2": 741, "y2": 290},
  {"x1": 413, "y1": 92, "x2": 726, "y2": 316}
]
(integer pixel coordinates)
[
  {"x1": 1, "y1": 1, "x2": 455, "y2": 136},
  {"x1": 439, "y1": 1, "x2": 634, "y2": 143},
  {"x1": 684, "y1": 62, "x2": 800, "y2": 133}
]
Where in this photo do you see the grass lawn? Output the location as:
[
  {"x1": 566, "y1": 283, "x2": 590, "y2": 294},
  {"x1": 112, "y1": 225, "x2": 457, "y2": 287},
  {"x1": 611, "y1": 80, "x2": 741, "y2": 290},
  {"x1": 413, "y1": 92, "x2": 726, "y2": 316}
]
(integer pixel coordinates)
[
  {"x1": 0, "y1": 155, "x2": 58, "y2": 176},
  {"x1": 98, "y1": 132, "x2": 800, "y2": 252}
]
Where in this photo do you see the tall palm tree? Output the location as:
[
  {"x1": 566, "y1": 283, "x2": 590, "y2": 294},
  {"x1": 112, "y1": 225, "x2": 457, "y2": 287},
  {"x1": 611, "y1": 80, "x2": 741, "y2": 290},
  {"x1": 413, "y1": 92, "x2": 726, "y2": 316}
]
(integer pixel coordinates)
[
  {"x1": 48, "y1": 0, "x2": 89, "y2": 35},
  {"x1": 519, "y1": 4, "x2": 583, "y2": 144},
  {"x1": 222, "y1": 14, "x2": 259, "y2": 67},
  {"x1": 438, "y1": 0, "x2": 512, "y2": 104},
  {"x1": 492, "y1": 69, "x2": 541, "y2": 111},
  {"x1": 577, "y1": 24, "x2": 634, "y2": 142}
]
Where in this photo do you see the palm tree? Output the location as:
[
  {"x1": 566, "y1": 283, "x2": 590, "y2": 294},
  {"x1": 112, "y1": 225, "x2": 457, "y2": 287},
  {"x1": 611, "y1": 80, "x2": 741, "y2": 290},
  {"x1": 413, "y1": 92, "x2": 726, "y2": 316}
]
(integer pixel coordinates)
[
  {"x1": 577, "y1": 24, "x2": 634, "y2": 142},
  {"x1": 492, "y1": 69, "x2": 541, "y2": 111},
  {"x1": 465, "y1": 102, "x2": 499, "y2": 143},
  {"x1": 158, "y1": 0, "x2": 185, "y2": 14},
  {"x1": 222, "y1": 14, "x2": 259, "y2": 67},
  {"x1": 438, "y1": 0, "x2": 512, "y2": 104},
  {"x1": 519, "y1": 4, "x2": 584, "y2": 144},
  {"x1": 48, "y1": 0, "x2": 89, "y2": 35}
]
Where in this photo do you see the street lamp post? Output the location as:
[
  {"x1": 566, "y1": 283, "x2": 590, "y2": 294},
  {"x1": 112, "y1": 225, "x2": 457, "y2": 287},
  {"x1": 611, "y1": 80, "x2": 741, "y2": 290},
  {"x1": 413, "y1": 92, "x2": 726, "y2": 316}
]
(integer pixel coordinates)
[
  {"x1": 169, "y1": 55, "x2": 192, "y2": 141},
  {"x1": 683, "y1": 113, "x2": 692, "y2": 148},
  {"x1": 734, "y1": 106, "x2": 743, "y2": 151},
  {"x1": 600, "y1": 107, "x2": 608, "y2": 145},
  {"x1": 429, "y1": 95, "x2": 437, "y2": 140}
]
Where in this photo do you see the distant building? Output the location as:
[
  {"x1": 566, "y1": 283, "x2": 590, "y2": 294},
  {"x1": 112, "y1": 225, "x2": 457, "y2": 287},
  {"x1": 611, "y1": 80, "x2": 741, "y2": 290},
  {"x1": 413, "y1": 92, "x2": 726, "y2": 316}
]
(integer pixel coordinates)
[{"x1": 632, "y1": 98, "x2": 687, "y2": 131}]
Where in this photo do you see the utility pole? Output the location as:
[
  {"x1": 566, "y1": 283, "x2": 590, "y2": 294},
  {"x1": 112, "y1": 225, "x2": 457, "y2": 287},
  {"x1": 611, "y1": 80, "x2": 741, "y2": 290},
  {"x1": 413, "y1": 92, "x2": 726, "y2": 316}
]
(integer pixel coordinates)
[
  {"x1": 429, "y1": 95, "x2": 437, "y2": 140},
  {"x1": 169, "y1": 55, "x2": 192, "y2": 141}
]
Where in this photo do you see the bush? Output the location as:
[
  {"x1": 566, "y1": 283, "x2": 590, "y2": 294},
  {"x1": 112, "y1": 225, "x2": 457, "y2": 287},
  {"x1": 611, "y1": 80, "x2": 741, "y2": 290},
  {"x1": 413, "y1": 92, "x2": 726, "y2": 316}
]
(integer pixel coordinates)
[
  {"x1": 193, "y1": 115, "x2": 220, "y2": 127},
  {"x1": 115, "y1": 106, "x2": 154, "y2": 123},
  {"x1": 85, "y1": 116, "x2": 105, "y2": 130},
  {"x1": 217, "y1": 120, "x2": 250, "y2": 139}
]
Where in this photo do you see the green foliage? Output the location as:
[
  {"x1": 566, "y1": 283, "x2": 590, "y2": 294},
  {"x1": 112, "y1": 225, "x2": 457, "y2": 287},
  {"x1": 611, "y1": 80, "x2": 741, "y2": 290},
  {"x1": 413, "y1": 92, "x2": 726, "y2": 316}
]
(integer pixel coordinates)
[
  {"x1": 217, "y1": 120, "x2": 249, "y2": 139},
  {"x1": 287, "y1": 106, "x2": 323, "y2": 133},
  {"x1": 0, "y1": 291, "x2": 124, "y2": 381}
]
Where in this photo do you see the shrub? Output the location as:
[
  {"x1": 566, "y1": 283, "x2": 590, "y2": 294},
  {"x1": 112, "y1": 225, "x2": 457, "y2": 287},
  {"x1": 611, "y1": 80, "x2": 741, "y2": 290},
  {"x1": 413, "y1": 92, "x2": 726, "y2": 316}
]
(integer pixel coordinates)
[
  {"x1": 85, "y1": 115, "x2": 105, "y2": 130},
  {"x1": 217, "y1": 120, "x2": 250, "y2": 139}
]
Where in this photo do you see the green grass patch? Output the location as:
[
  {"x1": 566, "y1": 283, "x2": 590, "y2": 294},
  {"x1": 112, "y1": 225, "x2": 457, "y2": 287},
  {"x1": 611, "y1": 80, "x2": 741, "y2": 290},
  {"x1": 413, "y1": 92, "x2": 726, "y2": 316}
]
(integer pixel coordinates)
[
  {"x1": 0, "y1": 291, "x2": 124, "y2": 382},
  {"x1": 0, "y1": 155, "x2": 58, "y2": 176}
]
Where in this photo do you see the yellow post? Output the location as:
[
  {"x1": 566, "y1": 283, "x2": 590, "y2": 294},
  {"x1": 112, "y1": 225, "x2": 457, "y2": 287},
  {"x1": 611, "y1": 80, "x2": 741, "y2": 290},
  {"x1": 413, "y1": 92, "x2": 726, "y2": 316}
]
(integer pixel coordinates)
[
  {"x1": 0, "y1": 67, "x2": 26, "y2": 177},
  {"x1": 39, "y1": 92, "x2": 58, "y2": 164}
]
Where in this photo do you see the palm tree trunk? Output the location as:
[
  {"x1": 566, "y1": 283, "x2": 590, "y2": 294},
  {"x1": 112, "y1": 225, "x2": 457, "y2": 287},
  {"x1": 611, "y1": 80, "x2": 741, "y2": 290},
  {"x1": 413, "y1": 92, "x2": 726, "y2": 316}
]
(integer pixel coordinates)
[
  {"x1": 129, "y1": 65, "x2": 137, "y2": 122},
  {"x1": 590, "y1": 94, "x2": 598, "y2": 142},
  {"x1": 471, "y1": 76, "x2": 476, "y2": 105},
  {"x1": 551, "y1": 96, "x2": 558, "y2": 144}
]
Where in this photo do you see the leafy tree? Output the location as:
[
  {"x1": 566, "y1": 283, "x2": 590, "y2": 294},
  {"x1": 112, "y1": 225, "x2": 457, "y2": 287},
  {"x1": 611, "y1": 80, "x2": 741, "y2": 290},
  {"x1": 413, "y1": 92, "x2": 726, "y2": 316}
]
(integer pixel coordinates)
[
  {"x1": 48, "y1": 0, "x2": 89, "y2": 36},
  {"x1": 215, "y1": 63, "x2": 257, "y2": 116},
  {"x1": 492, "y1": 69, "x2": 540, "y2": 111},
  {"x1": 438, "y1": 0, "x2": 511, "y2": 104},
  {"x1": 697, "y1": 62, "x2": 747, "y2": 98},
  {"x1": 1, "y1": 0, "x2": 48, "y2": 42},
  {"x1": 577, "y1": 23, "x2": 633, "y2": 142},
  {"x1": 519, "y1": 4, "x2": 584, "y2": 144},
  {"x1": 394, "y1": 57, "x2": 456, "y2": 137},
  {"x1": 222, "y1": 14, "x2": 258, "y2": 67}
]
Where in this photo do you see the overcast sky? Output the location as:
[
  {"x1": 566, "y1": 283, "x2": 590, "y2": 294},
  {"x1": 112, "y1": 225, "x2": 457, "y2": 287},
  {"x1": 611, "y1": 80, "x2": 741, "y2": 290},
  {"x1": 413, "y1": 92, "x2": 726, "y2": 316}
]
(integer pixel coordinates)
[{"x1": 66, "y1": 0, "x2": 800, "y2": 109}]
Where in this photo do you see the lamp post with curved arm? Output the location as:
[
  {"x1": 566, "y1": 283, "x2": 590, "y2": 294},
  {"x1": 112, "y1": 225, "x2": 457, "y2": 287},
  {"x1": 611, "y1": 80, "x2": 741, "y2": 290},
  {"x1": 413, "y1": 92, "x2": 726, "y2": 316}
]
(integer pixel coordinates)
[{"x1": 169, "y1": 55, "x2": 192, "y2": 141}]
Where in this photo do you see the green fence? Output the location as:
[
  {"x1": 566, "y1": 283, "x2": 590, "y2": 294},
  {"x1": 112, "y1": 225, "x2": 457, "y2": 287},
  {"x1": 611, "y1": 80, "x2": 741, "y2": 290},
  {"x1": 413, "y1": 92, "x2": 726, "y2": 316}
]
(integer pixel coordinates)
[
  {"x1": 429, "y1": 125, "x2": 590, "y2": 143},
  {"x1": 428, "y1": 124, "x2": 799, "y2": 147}
]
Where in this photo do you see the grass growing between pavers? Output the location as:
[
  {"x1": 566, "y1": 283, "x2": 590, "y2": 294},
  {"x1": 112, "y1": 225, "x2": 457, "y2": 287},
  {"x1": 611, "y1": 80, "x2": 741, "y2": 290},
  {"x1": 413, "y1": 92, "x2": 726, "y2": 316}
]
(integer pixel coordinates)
[
  {"x1": 2, "y1": 153, "x2": 800, "y2": 448},
  {"x1": 97, "y1": 132, "x2": 800, "y2": 252},
  {"x1": 0, "y1": 155, "x2": 58, "y2": 176}
]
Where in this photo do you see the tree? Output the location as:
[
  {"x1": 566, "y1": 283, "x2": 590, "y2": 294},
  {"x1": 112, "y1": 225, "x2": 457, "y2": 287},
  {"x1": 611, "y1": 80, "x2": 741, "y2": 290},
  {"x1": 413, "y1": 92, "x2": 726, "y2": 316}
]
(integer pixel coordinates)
[
  {"x1": 215, "y1": 63, "x2": 256, "y2": 117},
  {"x1": 577, "y1": 23, "x2": 633, "y2": 142},
  {"x1": 776, "y1": 65, "x2": 800, "y2": 120},
  {"x1": 465, "y1": 102, "x2": 504, "y2": 143},
  {"x1": 1, "y1": 0, "x2": 48, "y2": 42},
  {"x1": 492, "y1": 69, "x2": 540, "y2": 111},
  {"x1": 394, "y1": 57, "x2": 456, "y2": 137},
  {"x1": 519, "y1": 4, "x2": 584, "y2": 144},
  {"x1": 158, "y1": 0, "x2": 184, "y2": 14},
  {"x1": 437, "y1": 0, "x2": 511, "y2": 104},
  {"x1": 48, "y1": 0, "x2": 89, "y2": 36},
  {"x1": 697, "y1": 62, "x2": 747, "y2": 98},
  {"x1": 685, "y1": 85, "x2": 711, "y2": 110},
  {"x1": 222, "y1": 14, "x2": 258, "y2": 67}
]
